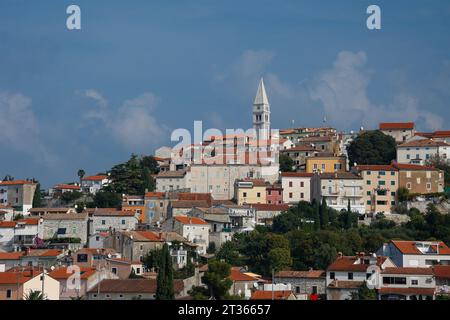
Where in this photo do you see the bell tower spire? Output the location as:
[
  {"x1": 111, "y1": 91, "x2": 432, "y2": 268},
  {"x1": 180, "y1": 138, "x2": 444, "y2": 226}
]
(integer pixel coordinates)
[{"x1": 252, "y1": 78, "x2": 270, "y2": 140}]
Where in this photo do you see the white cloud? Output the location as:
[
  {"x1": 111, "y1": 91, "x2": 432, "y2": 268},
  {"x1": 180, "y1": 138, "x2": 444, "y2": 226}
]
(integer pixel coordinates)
[
  {"x1": 309, "y1": 50, "x2": 443, "y2": 130},
  {"x1": 83, "y1": 91, "x2": 168, "y2": 152},
  {"x1": 0, "y1": 92, "x2": 58, "y2": 166}
]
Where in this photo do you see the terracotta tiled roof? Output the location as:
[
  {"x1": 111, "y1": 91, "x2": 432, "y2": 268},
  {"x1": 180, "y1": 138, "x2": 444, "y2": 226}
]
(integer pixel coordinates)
[
  {"x1": 0, "y1": 271, "x2": 41, "y2": 284},
  {"x1": 133, "y1": 231, "x2": 164, "y2": 242},
  {"x1": 327, "y1": 256, "x2": 387, "y2": 272},
  {"x1": 82, "y1": 175, "x2": 108, "y2": 181},
  {"x1": 280, "y1": 172, "x2": 313, "y2": 178},
  {"x1": 250, "y1": 204, "x2": 289, "y2": 211},
  {"x1": 236, "y1": 178, "x2": 268, "y2": 186},
  {"x1": 432, "y1": 265, "x2": 450, "y2": 279},
  {"x1": 26, "y1": 249, "x2": 63, "y2": 257},
  {"x1": 171, "y1": 200, "x2": 209, "y2": 209},
  {"x1": 229, "y1": 267, "x2": 259, "y2": 282},
  {"x1": 283, "y1": 145, "x2": 317, "y2": 152},
  {"x1": 92, "y1": 210, "x2": 135, "y2": 217},
  {"x1": 54, "y1": 184, "x2": 80, "y2": 190},
  {"x1": 398, "y1": 138, "x2": 450, "y2": 148},
  {"x1": 379, "y1": 122, "x2": 415, "y2": 130},
  {"x1": 355, "y1": 165, "x2": 397, "y2": 171},
  {"x1": 177, "y1": 193, "x2": 213, "y2": 206},
  {"x1": 327, "y1": 280, "x2": 364, "y2": 289},
  {"x1": 0, "y1": 221, "x2": 17, "y2": 228},
  {"x1": 391, "y1": 240, "x2": 450, "y2": 255},
  {"x1": 378, "y1": 287, "x2": 435, "y2": 296},
  {"x1": 318, "y1": 172, "x2": 362, "y2": 180},
  {"x1": 250, "y1": 290, "x2": 293, "y2": 300},
  {"x1": 0, "y1": 252, "x2": 24, "y2": 260},
  {"x1": 275, "y1": 270, "x2": 326, "y2": 279},
  {"x1": 87, "y1": 279, "x2": 184, "y2": 294},
  {"x1": 49, "y1": 267, "x2": 97, "y2": 280},
  {"x1": 43, "y1": 212, "x2": 88, "y2": 220},
  {"x1": 174, "y1": 216, "x2": 209, "y2": 225},
  {"x1": 145, "y1": 192, "x2": 165, "y2": 199},
  {"x1": 391, "y1": 162, "x2": 437, "y2": 171},
  {"x1": 382, "y1": 267, "x2": 433, "y2": 275},
  {"x1": 0, "y1": 180, "x2": 35, "y2": 186}
]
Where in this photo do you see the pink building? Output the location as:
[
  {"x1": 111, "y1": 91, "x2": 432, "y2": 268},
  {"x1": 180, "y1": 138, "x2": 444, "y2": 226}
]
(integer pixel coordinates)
[{"x1": 266, "y1": 184, "x2": 283, "y2": 204}]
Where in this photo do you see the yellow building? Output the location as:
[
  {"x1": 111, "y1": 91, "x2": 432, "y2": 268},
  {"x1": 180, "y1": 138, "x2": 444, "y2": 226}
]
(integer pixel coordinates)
[
  {"x1": 305, "y1": 155, "x2": 347, "y2": 174},
  {"x1": 234, "y1": 179, "x2": 268, "y2": 205},
  {"x1": 354, "y1": 165, "x2": 398, "y2": 214}
]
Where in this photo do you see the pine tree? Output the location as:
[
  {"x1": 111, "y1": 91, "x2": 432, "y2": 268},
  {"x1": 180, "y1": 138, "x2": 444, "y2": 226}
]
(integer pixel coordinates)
[
  {"x1": 319, "y1": 198, "x2": 329, "y2": 228},
  {"x1": 155, "y1": 243, "x2": 174, "y2": 300}
]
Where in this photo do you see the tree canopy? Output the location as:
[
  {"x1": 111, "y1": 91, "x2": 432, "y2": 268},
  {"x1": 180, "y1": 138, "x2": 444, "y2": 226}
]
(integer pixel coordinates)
[{"x1": 347, "y1": 130, "x2": 396, "y2": 167}]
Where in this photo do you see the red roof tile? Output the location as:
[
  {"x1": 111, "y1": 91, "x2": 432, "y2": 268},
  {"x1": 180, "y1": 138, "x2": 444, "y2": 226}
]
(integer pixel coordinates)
[
  {"x1": 382, "y1": 267, "x2": 433, "y2": 275},
  {"x1": 0, "y1": 271, "x2": 41, "y2": 284},
  {"x1": 280, "y1": 172, "x2": 313, "y2": 178},
  {"x1": 355, "y1": 165, "x2": 397, "y2": 171},
  {"x1": 391, "y1": 240, "x2": 450, "y2": 255},
  {"x1": 82, "y1": 175, "x2": 108, "y2": 181},
  {"x1": 251, "y1": 290, "x2": 293, "y2": 300},
  {"x1": 275, "y1": 270, "x2": 326, "y2": 278},
  {"x1": 379, "y1": 122, "x2": 415, "y2": 130},
  {"x1": 0, "y1": 180, "x2": 35, "y2": 186},
  {"x1": 378, "y1": 287, "x2": 434, "y2": 296},
  {"x1": 174, "y1": 216, "x2": 209, "y2": 225},
  {"x1": 49, "y1": 267, "x2": 97, "y2": 280},
  {"x1": 229, "y1": 267, "x2": 259, "y2": 282},
  {"x1": 0, "y1": 221, "x2": 17, "y2": 228},
  {"x1": 0, "y1": 252, "x2": 24, "y2": 260}
]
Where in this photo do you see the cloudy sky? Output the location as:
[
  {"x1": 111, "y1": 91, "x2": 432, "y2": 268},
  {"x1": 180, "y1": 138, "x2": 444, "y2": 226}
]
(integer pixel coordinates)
[{"x1": 1, "y1": 0, "x2": 450, "y2": 187}]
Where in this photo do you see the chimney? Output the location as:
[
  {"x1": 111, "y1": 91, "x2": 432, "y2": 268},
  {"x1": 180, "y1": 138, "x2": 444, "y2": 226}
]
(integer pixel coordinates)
[{"x1": 337, "y1": 252, "x2": 343, "y2": 258}]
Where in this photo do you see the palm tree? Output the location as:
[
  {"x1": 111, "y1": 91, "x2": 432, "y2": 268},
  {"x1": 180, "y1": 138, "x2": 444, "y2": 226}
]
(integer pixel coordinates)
[
  {"x1": 77, "y1": 169, "x2": 85, "y2": 187},
  {"x1": 24, "y1": 290, "x2": 46, "y2": 300}
]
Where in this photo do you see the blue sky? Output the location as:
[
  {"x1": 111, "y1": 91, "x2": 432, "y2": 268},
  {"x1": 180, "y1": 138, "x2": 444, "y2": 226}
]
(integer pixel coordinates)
[{"x1": 0, "y1": 0, "x2": 449, "y2": 188}]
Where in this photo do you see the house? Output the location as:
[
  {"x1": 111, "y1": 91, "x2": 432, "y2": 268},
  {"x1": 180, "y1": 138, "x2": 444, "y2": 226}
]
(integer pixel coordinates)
[
  {"x1": 397, "y1": 138, "x2": 450, "y2": 165},
  {"x1": 0, "y1": 205, "x2": 14, "y2": 221},
  {"x1": 250, "y1": 290, "x2": 297, "y2": 300},
  {"x1": 378, "y1": 267, "x2": 435, "y2": 300},
  {"x1": 19, "y1": 249, "x2": 65, "y2": 268},
  {"x1": 0, "y1": 252, "x2": 24, "y2": 270},
  {"x1": 432, "y1": 265, "x2": 450, "y2": 297},
  {"x1": 275, "y1": 270, "x2": 326, "y2": 298},
  {"x1": 234, "y1": 179, "x2": 268, "y2": 205},
  {"x1": 326, "y1": 254, "x2": 396, "y2": 300},
  {"x1": 122, "y1": 195, "x2": 145, "y2": 222},
  {"x1": 0, "y1": 269, "x2": 60, "y2": 300},
  {"x1": 377, "y1": 240, "x2": 450, "y2": 267},
  {"x1": 42, "y1": 212, "x2": 89, "y2": 246},
  {"x1": 106, "y1": 258, "x2": 144, "y2": 279},
  {"x1": 71, "y1": 248, "x2": 119, "y2": 268},
  {"x1": 353, "y1": 165, "x2": 399, "y2": 215},
  {"x1": 297, "y1": 135, "x2": 339, "y2": 154},
  {"x1": 0, "y1": 218, "x2": 41, "y2": 251},
  {"x1": 86, "y1": 278, "x2": 185, "y2": 300},
  {"x1": 229, "y1": 267, "x2": 260, "y2": 299},
  {"x1": 144, "y1": 192, "x2": 169, "y2": 224},
  {"x1": 0, "y1": 180, "x2": 37, "y2": 213},
  {"x1": 379, "y1": 122, "x2": 416, "y2": 143},
  {"x1": 169, "y1": 200, "x2": 210, "y2": 218},
  {"x1": 189, "y1": 154, "x2": 279, "y2": 200},
  {"x1": 217, "y1": 204, "x2": 256, "y2": 233},
  {"x1": 280, "y1": 145, "x2": 318, "y2": 171},
  {"x1": 88, "y1": 232, "x2": 109, "y2": 248},
  {"x1": 28, "y1": 207, "x2": 76, "y2": 217},
  {"x1": 305, "y1": 154, "x2": 347, "y2": 174},
  {"x1": 281, "y1": 172, "x2": 313, "y2": 204},
  {"x1": 91, "y1": 210, "x2": 139, "y2": 235},
  {"x1": 311, "y1": 172, "x2": 365, "y2": 214},
  {"x1": 52, "y1": 184, "x2": 81, "y2": 197},
  {"x1": 105, "y1": 230, "x2": 165, "y2": 262},
  {"x1": 172, "y1": 216, "x2": 209, "y2": 254},
  {"x1": 251, "y1": 204, "x2": 289, "y2": 226},
  {"x1": 266, "y1": 183, "x2": 283, "y2": 204},
  {"x1": 189, "y1": 207, "x2": 233, "y2": 248},
  {"x1": 81, "y1": 175, "x2": 110, "y2": 194},
  {"x1": 49, "y1": 266, "x2": 118, "y2": 300},
  {"x1": 391, "y1": 162, "x2": 445, "y2": 194},
  {"x1": 155, "y1": 170, "x2": 190, "y2": 192}
]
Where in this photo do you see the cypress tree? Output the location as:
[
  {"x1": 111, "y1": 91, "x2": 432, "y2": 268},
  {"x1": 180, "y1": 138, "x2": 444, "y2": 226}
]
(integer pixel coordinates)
[{"x1": 156, "y1": 243, "x2": 174, "y2": 300}]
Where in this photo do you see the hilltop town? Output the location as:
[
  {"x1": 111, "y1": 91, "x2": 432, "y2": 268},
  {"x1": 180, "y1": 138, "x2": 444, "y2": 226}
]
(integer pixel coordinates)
[{"x1": 1, "y1": 79, "x2": 450, "y2": 301}]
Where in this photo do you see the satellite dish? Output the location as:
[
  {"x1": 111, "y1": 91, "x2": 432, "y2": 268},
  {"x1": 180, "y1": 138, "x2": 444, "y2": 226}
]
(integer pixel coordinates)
[
  {"x1": 107, "y1": 253, "x2": 112, "y2": 258},
  {"x1": 253, "y1": 282, "x2": 258, "y2": 288}
]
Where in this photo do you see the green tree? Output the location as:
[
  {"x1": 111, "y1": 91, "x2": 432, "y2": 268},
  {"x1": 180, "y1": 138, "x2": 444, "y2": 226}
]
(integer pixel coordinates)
[
  {"x1": 279, "y1": 154, "x2": 294, "y2": 172},
  {"x1": 32, "y1": 183, "x2": 42, "y2": 207},
  {"x1": 397, "y1": 187, "x2": 410, "y2": 203},
  {"x1": 347, "y1": 130, "x2": 396, "y2": 167},
  {"x1": 24, "y1": 290, "x2": 46, "y2": 300},
  {"x1": 319, "y1": 198, "x2": 329, "y2": 228},
  {"x1": 141, "y1": 155, "x2": 159, "y2": 174},
  {"x1": 92, "y1": 191, "x2": 122, "y2": 208},
  {"x1": 351, "y1": 284, "x2": 377, "y2": 300},
  {"x1": 61, "y1": 190, "x2": 83, "y2": 203},
  {"x1": 268, "y1": 247, "x2": 292, "y2": 272},
  {"x1": 77, "y1": 169, "x2": 85, "y2": 186},
  {"x1": 155, "y1": 243, "x2": 175, "y2": 300},
  {"x1": 216, "y1": 241, "x2": 243, "y2": 266},
  {"x1": 314, "y1": 205, "x2": 321, "y2": 231},
  {"x1": 202, "y1": 260, "x2": 233, "y2": 300}
]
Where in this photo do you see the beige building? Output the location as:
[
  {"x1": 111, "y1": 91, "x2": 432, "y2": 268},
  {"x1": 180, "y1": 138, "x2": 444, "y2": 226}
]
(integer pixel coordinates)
[
  {"x1": 392, "y1": 162, "x2": 444, "y2": 194},
  {"x1": 280, "y1": 145, "x2": 318, "y2": 171},
  {"x1": 311, "y1": 172, "x2": 365, "y2": 214},
  {"x1": 379, "y1": 122, "x2": 415, "y2": 143},
  {"x1": 172, "y1": 216, "x2": 210, "y2": 254},
  {"x1": 354, "y1": 165, "x2": 399, "y2": 215},
  {"x1": 189, "y1": 156, "x2": 279, "y2": 200},
  {"x1": 234, "y1": 179, "x2": 268, "y2": 205},
  {"x1": 305, "y1": 155, "x2": 347, "y2": 174},
  {"x1": 155, "y1": 170, "x2": 191, "y2": 192},
  {"x1": 396, "y1": 138, "x2": 450, "y2": 165},
  {"x1": 280, "y1": 172, "x2": 313, "y2": 204},
  {"x1": 0, "y1": 180, "x2": 37, "y2": 213},
  {"x1": 0, "y1": 269, "x2": 60, "y2": 300}
]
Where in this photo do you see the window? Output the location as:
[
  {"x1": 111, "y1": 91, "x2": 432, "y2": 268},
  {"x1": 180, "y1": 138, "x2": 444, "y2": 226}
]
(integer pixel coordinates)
[
  {"x1": 111, "y1": 267, "x2": 117, "y2": 274},
  {"x1": 121, "y1": 219, "x2": 126, "y2": 225},
  {"x1": 102, "y1": 220, "x2": 106, "y2": 225},
  {"x1": 289, "y1": 181, "x2": 293, "y2": 187},
  {"x1": 96, "y1": 236, "x2": 100, "y2": 241},
  {"x1": 348, "y1": 273, "x2": 353, "y2": 280},
  {"x1": 379, "y1": 171, "x2": 386, "y2": 175},
  {"x1": 411, "y1": 279, "x2": 418, "y2": 286},
  {"x1": 289, "y1": 192, "x2": 293, "y2": 199},
  {"x1": 136, "y1": 268, "x2": 141, "y2": 274},
  {"x1": 383, "y1": 277, "x2": 407, "y2": 285},
  {"x1": 57, "y1": 228, "x2": 66, "y2": 235},
  {"x1": 257, "y1": 192, "x2": 261, "y2": 198},
  {"x1": 426, "y1": 183, "x2": 431, "y2": 190},
  {"x1": 379, "y1": 181, "x2": 385, "y2": 185},
  {"x1": 391, "y1": 192, "x2": 396, "y2": 196},
  {"x1": 367, "y1": 200, "x2": 371, "y2": 205},
  {"x1": 6, "y1": 289, "x2": 11, "y2": 299},
  {"x1": 300, "y1": 193, "x2": 304, "y2": 199},
  {"x1": 295, "y1": 286, "x2": 301, "y2": 294},
  {"x1": 367, "y1": 180, "x2": 371, "y2": 185},
  {"x1": 367, "y1": 191, "x2": 371, "y2": 196},
  {"x1": 243, "y1": 192, "x2": 247, "y2": 197},
  {"x1": 300, "y1": 181, "x2": 304, "y2": 188},
  {"x1": 330, "y1": 272, "x2": 335, "y2": 279},
  {"x1": 406, "y1": 182, "x2": 412, "y2": 190},
  {"x1": 367, "y1": 171, "x2": 371, "y2": 175},
  {"x1": 391, "y1": 181, "x2": 395, "y2": 186},
  {"x1": 391, "y1": 171, "x2": 395, "y2": 176}
]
